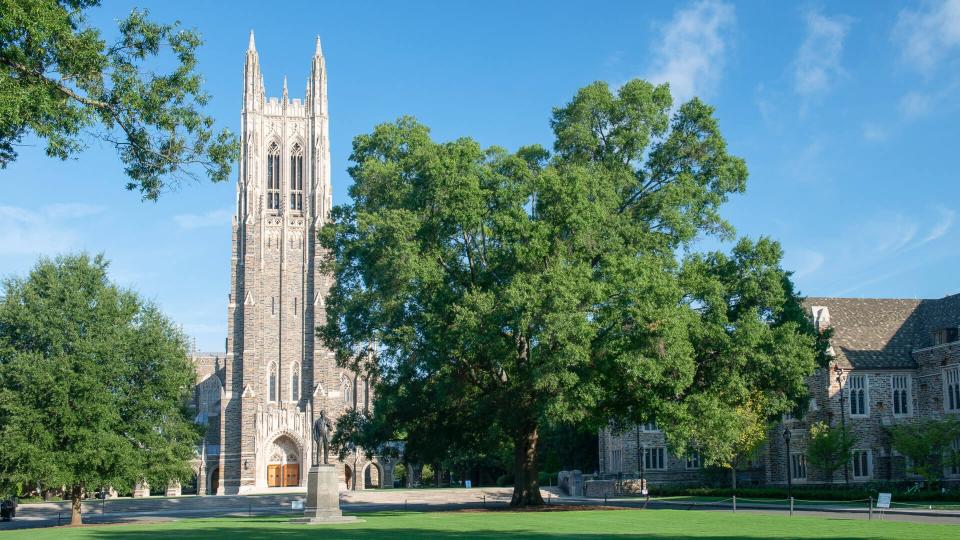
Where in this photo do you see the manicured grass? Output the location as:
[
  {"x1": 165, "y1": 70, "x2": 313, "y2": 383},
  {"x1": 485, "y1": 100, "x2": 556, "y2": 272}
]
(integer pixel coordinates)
[{"x1": 7, "y1": 509, "x2": 960, "y2": 539}]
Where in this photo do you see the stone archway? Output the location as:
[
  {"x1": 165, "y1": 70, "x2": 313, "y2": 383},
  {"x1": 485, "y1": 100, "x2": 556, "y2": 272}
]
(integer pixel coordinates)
[
  {"x1": 208, "y1": 467, "x2": 220, "y2": 495},
  {"x1": 343, "y1": 463, "x2": 354, "y2": 490},
  {"x1": 266, "y1": 435, "x2": 301, "y2": 488},
  {"x1": 363, "y1": 462, "x2": 383, "y2": 489}
]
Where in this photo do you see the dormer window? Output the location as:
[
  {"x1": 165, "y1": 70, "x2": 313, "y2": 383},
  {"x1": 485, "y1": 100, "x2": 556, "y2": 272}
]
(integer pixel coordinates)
[
  {"x1": 267, "y1": 142, "x2": 281, "y2": 211},
  {"x1": 934, "y1": 328, "x2": 959, "y2": 346},
  {"x1": 289, "y1": 143, "x2": 303, "y2": 211}
]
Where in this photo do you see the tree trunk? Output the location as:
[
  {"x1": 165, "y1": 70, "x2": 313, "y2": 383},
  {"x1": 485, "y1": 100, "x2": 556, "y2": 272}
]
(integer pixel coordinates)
[
  {"x1": 510, "y1": 426, "x2": 544, "y2": 507},
  {"x1": 70, "y1": 485, "x2": 83, "y2": 526},
  {"x1": 731, "y1": 465, "x2": 737, "y2": 492}
]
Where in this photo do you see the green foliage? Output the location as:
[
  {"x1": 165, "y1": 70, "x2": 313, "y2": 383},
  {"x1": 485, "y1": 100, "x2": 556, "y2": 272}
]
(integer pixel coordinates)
[
  {"x1": 0, "y1": 0, "x2": 238, "y2": 199},
  {"x1": 320, "y1": 79, "x2": 820, "y2": 506},
  {"x1": 0, "y1": 254, "x2": 202, "y2": 523},
  {"x1": 649, "y1": 484, "x2": 959, "y2": 503},
  {"x1": 496, "y1": 473, "x2": 514, "y2": 487},
  {"x1": 889, "y1": 417, "x2": 960, "y2": 484},
  {"x1": 806, "y1": 421, "x2": 857, "y2": 484}
]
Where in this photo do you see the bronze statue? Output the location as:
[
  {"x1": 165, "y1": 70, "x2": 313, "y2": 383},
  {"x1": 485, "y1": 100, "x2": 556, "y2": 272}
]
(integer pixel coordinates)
[{"x1": 312, "y1": 410, "x2": 333, "y2": 466}]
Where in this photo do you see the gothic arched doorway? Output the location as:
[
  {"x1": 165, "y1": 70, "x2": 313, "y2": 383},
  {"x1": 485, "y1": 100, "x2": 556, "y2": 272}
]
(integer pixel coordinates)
[
  {"x1": 209, "y1": 467, "x2": 220, "y2": 495},
  {"x1": 266, "y1": 435, "x2": 301, "y2": 487},
  {"x1": 344, "y1": 464, "x2": 354, "y2": 490},
  {"x1": 364, "y1": 462, "x2": 382, "y2": 488}
]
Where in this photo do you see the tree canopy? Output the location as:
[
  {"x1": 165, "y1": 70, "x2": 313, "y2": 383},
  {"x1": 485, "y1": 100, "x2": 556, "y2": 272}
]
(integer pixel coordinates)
[
  {"x1": 320, "y1": 79, "x2": 821, "y2": 506},
  {"x1": 0, "y1": 0, "x2": 238, "y2": 199},
  {"x1": 890, "y1": 417, "x2": 960, "y2": 484},
  {"x1": 0, "y1": 254, "x2": 201, "y2": 524}
]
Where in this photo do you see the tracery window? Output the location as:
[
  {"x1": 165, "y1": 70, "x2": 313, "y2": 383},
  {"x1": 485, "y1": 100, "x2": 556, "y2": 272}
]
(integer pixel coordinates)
[
  {"x1": 847, "y1": 374, "x2": 868, "y2": 416},
  {"x1": 892, "y1": 375, "x2": 910, "y2": 416},
  {"x1": 268, "y1": 362, "x2": 278, "y2": 402},
  {"x1": 267, "y1": 142, "x2": 281, "y2": 211},
  {"x1": 945, "y1": 366, "x2": 960, "y2": 412},
  {"x1": 289, "y1": 143, "x2": 303, "y2": 211},
  {"x1": 290, "y1": 362, "x2": 300, "y2": 402}
]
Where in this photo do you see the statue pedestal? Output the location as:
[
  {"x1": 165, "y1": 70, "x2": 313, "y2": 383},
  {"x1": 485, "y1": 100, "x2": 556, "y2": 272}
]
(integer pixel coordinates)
[{"x1": 290, "y1": 464, "x2": 361, "y2": 525}]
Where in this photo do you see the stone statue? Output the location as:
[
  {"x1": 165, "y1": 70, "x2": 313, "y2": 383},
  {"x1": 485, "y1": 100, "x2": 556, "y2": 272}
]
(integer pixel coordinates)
[{"x1": 312, "y1": 410, "x2": 333, "y2": 466}]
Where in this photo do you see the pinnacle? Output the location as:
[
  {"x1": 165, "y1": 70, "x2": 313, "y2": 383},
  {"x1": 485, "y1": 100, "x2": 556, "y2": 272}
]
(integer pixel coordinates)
[
  {"x1": 315, "y1": 35, "x2": 322, "y2": 57},
  {"x1": 248, "y1": 30, "x2": 256, "y2": 51}
]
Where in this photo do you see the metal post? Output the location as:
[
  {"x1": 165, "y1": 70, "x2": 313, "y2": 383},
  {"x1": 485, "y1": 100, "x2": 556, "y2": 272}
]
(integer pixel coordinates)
[
  {"x1": 789, "y1": 497, "x2": 794, "y2": 516},
  {"x1": 869, "y1": 496, "x2": 873, "y2": 520},
  {"x1": 732, "y1": 495, "x2": 736, "y2": 513},
  {"x1": 604, "y1": 493, "x2": 607, "y2": 505}
]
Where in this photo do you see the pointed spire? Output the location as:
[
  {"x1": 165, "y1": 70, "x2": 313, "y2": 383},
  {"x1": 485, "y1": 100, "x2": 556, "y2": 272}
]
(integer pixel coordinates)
[
  {"x1": 282, "y1": 75, "x2": 288, "y2": 100},
  {"x1": 248, "y1": 30, "x2": 256, "y2": 52},
  {"x1": 315, "y1": 35, "x2": 322, "y2": 57}
]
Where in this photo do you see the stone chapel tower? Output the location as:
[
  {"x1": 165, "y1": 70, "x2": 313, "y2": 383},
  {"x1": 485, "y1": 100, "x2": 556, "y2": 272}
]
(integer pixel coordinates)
[{"x1": 208, "y1": 32, "x2": 385, "y2": 495}]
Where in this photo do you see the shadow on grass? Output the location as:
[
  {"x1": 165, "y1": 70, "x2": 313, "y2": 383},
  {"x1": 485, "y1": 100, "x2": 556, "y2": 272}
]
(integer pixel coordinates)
[{"x1": 63, "y1": 512, "x2": 932, "y2": 540}]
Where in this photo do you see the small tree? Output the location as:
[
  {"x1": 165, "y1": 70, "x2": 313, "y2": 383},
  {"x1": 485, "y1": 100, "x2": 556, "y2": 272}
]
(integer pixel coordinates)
[
  {"x1": 0, "y1": 254, "x2": 201, "y2": 525},
  {"x1": 889, "y1": 417, "x2": 960, "y2": 485},
  {"x1": 806, "y1": 421, "x2": 856, "y2": 484}
]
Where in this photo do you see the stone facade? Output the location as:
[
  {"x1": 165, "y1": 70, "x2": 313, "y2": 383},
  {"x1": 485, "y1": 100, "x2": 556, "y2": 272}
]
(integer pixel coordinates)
[
  {"x1": 186, "y1": 33, "x2": 390, "y2": 496},
  {"x1": 599, "y1": 294, "x2": 960, "y2": 488}
]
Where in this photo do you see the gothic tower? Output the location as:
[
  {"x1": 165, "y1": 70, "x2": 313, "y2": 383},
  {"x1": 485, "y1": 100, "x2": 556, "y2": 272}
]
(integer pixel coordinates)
[{"x1": 211, "y1": 32, "x2": 382, "y2": 495}]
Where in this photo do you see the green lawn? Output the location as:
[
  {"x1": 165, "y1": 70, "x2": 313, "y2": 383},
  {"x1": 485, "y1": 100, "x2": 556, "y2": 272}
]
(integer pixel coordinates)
[{"x1": 7, "y1": 509, "x2": 960, "y2": 540}]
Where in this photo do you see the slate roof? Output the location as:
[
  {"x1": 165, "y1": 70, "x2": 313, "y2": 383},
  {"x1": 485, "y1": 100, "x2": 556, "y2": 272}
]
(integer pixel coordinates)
[{"x1": 804, "y1": 297, "x2": 925, "y2": 370}]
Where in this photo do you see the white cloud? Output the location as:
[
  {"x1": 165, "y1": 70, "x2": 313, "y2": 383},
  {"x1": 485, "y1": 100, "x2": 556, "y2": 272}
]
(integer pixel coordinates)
[
  {"x1": 922, "y1": 207, "x2": 956, "y2": 243},
  {"x1": 874, "y1": 214, "x2": 919, "y2": 253},
  {"x1": 785, "y1": 249, "x2": 825, "y2": 279},
  {"x1": 794, "y1": 10, "x2": 852, "y2": 97},
  {"x1": 893, "y1": 0, "x2": 960, "y2": 73},
  {"x1": 647, "y1": 0, "x2": 736, "y2": 104},
  {"x1": 861, "y1": 122, "x2": 889, "y2": 141},
  {"x1": 899, "y1": 91, "x2": 934, "y2": 119},
  {"x1": 173, "y1": 209, "x2": 233, "y2": 230},
  {"x1": 0, "y1": 204, "x2": 106, "y2": 258}
]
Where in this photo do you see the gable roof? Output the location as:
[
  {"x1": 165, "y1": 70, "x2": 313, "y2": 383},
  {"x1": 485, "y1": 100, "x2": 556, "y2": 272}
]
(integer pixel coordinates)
[{"x1": 804, "y1": 297, "x2": 924, "y2": 370}]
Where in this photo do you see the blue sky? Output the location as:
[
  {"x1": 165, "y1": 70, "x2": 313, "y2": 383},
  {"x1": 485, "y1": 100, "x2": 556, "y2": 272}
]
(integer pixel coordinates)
[{"x1": 2, "y1": 1, "x2": 958, "y2": 351}]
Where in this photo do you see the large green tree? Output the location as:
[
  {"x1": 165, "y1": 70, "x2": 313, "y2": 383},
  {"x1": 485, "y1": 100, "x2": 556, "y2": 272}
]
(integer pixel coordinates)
[
  {"x1": 0, "y1": 0, "x2": 238, "y2": 199},
  {"x1": 320, "y1": 80, "x2": 820, "y2": 506},
  {"x1": 0, "y1": 254, "x2": 201, "y2": 525}
]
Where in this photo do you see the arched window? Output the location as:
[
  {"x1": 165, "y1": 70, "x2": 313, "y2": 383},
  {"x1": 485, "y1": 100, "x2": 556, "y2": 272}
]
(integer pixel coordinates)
[
  {"x1": 268, "y1": 362, "x2": 278, "y2": 402},
  {"x1": 341, "y1": 375, "x2": 351, "y2": 407},
  {"x1": 267, "y1": 142, "x2": 281, "y2": 211},
  {"x1": 290, "y1": 362, "x2": 300, "y2": 402},
  {"x1": 289, "y1": 143, "x2": 304, "y2": 211}
]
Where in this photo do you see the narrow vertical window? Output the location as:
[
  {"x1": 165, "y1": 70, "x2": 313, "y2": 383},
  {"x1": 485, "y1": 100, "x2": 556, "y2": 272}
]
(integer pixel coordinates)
[
  {"x1": 267, "y1": 142, "x2": 281, "y2": 211},
  {"x1": 289, "y1": 143, "x2": 303, "y2": 211},
  {"x1": 291, "y1": 363, "x2": 300, "y2": 402},
  {"x1": 268, "y1": 362, "x2": 278, "y2": 402}
]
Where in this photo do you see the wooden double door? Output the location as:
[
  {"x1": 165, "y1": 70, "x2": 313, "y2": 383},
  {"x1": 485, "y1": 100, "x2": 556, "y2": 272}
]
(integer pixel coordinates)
[{"x1": 267, "y1": 464, "x2": 300, "y2": 487}]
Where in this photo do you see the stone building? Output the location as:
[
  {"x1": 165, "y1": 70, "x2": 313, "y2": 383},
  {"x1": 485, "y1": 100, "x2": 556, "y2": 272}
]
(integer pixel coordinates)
[
  {"x1": 184, "y1": 33, "x2": 391, "y2": 496},
  {"x1": 599, "y1": 294, "x2": 960, "y2": 488}
]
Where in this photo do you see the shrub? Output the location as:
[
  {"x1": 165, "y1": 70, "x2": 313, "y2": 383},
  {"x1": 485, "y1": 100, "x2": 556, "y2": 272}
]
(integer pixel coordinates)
[{"x1": 496, "y1": 474, "x2": 514, "y2": 487}]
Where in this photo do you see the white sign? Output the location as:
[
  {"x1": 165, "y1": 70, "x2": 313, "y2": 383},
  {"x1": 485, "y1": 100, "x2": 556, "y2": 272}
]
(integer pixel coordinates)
[
  {"x1": 876, "y1": 493, "x2": 891, "y2": 509},
  {"x1": 292, "y1": 500, "x2": 304, "y2": 510},
  {"x1": 464, "y1": 480, "x2": 472, "y2": 489}
]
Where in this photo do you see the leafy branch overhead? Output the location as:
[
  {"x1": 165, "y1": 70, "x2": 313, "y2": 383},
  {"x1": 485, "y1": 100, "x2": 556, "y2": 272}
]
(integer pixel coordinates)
[{"x1": 0, "y1": 0, "x2": 238, "y2": 199}]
